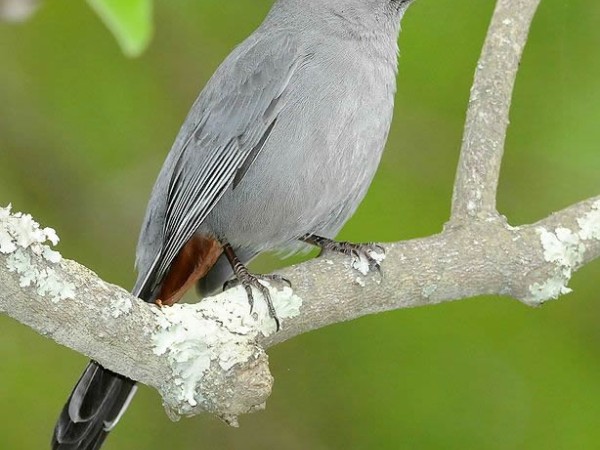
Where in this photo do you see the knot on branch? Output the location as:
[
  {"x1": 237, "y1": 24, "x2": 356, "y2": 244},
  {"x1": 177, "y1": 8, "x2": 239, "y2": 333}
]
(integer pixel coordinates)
[
  {"x1": 159, "y1": 339, "x2": 273, "y2": 425},
  {"x1": 149, "y1": 285, "x2": 302, "y2": 422}
]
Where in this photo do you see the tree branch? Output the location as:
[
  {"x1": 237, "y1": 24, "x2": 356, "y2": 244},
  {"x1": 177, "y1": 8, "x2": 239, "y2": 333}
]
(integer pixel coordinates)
[
  {"x1": 450, "y1": 0, "x2": 541, "y2": 222},
  {"x1": 1, "y1": 196, "x2": 599, "y2": 422},
  {"x1": 1, "y1": 0, "x2": 598, "y2": 428}
]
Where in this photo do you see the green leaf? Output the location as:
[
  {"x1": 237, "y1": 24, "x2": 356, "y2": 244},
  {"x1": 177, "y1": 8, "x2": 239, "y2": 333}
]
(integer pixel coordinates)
[{"x1": 86, "y1": 0, "x2": 153, "y2": 57}]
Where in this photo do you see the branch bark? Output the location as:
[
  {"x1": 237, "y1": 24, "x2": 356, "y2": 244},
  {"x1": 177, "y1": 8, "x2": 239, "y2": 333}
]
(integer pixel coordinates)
[
  {"x1": 1, "y1": 0, "x2": 598, "y2": 426},
  {"x1": 2, "y1": 196, "x2": 599, "y2": 421},
  {"x1": 450, "y1": 0, "x2": 541, "y2": 222}
]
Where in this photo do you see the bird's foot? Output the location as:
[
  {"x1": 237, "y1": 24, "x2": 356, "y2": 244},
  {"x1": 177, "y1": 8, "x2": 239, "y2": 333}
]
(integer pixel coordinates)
[
  {"x1": 223, "y1": 272, "x2": 287, "y2": 330},
  {"x1": 301, "y1": 235, "x2": 385, "y2": 275},
  {"x1": 222, "y1": 243, "x2": 289, "y2": 330}
]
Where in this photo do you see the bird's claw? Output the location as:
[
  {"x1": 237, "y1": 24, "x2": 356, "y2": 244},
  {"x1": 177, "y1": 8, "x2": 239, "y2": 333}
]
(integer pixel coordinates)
[
  {"x1": 318, "y1": 239, "x2": 385, "y2": 276},
  {"x1": 223, "y1": 272, "x2": 286, "y2": 331},
  {"x1": 351, "y1": 243, "x2": 385, "y2": 275}
]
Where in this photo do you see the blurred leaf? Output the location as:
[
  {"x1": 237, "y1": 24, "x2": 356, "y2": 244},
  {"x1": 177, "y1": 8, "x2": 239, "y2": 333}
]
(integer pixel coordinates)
[
  {"x1": 0, "y1": 0, "x2": 41, "y2": 22},
  {"x1": 86, "y1": 0, "x2": 153, "y2": 57}
]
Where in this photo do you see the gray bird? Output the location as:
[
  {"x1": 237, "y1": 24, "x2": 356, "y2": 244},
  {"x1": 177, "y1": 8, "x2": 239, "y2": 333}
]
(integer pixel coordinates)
[{"x1": 51, "y1": 0, "x2": 414, "y2": 448}]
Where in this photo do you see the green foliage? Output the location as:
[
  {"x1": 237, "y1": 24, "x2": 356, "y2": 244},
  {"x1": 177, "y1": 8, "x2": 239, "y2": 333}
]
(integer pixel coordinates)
[{"x1": 86, "y1": 0, "x2": 153, "y2": 56}]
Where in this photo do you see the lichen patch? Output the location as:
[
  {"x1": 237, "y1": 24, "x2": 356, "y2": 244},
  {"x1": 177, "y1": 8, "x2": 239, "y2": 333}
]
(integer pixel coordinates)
[
  {"x1": 527, "y1": 206, "x2": 598, "y2": 305},
  {"x1": 577, "y1": 200, "x2": 600, "y2": 241},
  {"x1": 150, "y1": 284, "x2": 302, "y2": 410},
  {"x1": 1, "y1": 205, "x2": 74, "y2": 303}
]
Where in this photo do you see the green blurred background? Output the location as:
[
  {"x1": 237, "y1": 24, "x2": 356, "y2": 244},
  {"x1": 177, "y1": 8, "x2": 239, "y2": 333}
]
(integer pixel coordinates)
[{"x1": 1, "y1": 0, "x2": 599, "y2": 449}]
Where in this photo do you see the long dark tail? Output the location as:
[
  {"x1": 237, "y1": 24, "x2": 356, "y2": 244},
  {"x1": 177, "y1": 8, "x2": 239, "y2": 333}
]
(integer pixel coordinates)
[{"x1": 51, "y1": 361, "x2": 137, "y2": 449}]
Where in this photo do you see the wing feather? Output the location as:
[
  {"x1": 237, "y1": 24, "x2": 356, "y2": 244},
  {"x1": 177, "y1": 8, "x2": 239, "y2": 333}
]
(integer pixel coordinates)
[{"x1": 134, "y1": 32, "x2": 307, "y2": 299}]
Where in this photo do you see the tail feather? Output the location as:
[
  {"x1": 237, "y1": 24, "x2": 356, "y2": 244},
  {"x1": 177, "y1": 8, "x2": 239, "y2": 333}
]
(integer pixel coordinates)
[{"x1": 52, "y1": 361, "x2": 137, "y2": 450}]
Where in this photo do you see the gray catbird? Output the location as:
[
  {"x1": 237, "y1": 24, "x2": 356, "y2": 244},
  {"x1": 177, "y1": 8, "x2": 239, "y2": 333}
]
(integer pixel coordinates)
[{"x1": 51, "y1": 0, "x2": 414, "y2": 448}]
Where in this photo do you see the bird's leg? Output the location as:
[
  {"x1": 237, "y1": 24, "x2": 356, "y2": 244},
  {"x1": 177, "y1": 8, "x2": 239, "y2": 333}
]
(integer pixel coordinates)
[
  {"x1": 300, "y1": 234, "x2": 385, "y2": 274},
  {"x1": 222, "y1": 242, "x2": 287, "y2": 330}
]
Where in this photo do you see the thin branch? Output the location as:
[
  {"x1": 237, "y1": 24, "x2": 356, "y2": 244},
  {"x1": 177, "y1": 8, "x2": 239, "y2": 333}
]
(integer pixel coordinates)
[
  {"x1": 1, "y1": 197, "x2": 599, "y2": 422},
  {"x1": 450, "y1": 0, "x2": 542, "y2": 222}
]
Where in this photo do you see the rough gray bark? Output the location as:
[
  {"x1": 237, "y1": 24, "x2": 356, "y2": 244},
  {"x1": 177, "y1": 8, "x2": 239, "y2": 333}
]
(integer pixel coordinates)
[
  {"x1": 450, "y1": 0, "x2": 541, "y2": 222},
  {"x1": 1, "y1": 0, "x2": 598, "y2": 425}
]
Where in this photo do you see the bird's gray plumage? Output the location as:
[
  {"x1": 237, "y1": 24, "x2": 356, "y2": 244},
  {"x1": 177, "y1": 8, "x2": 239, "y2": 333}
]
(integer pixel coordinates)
[
  {"x1": 53, "y1": 0, "x2": 414, "y2": 448},
  {"x1": 135, "y1": 0, "x2": 411, "y2": 300},
  {"x1": 133, "y1": 31, "x2": 308, "y2": 299}
]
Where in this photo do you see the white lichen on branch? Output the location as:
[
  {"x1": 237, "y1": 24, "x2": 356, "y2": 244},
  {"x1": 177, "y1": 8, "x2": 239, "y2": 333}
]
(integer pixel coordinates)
[
  {"x1": 105, "y1": 293, "x2": 134, "y2": 319},
  {"x1": 528, "y1": 203, "x2": 600, "y2": 304},
  {"x1": 0, "y1": 204, "x2": 74, "y2": 302},
  {"x1": 150, "y1": 284, "x2": 302, "y2": 412},
  {"x1": 577, "y1": 199, "x2": 600, "y2": 241}
]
